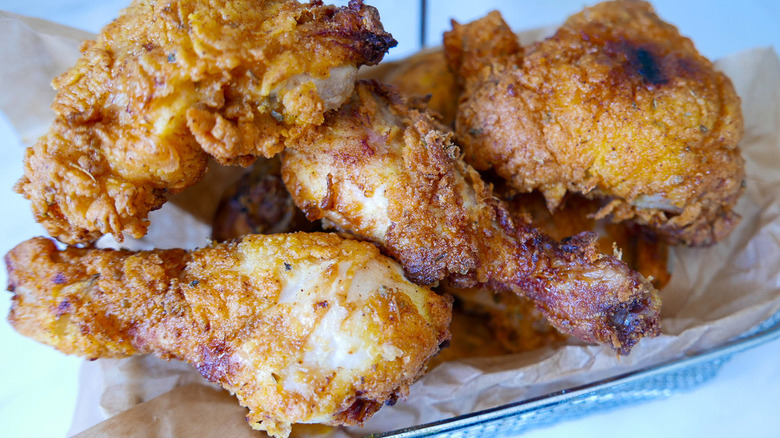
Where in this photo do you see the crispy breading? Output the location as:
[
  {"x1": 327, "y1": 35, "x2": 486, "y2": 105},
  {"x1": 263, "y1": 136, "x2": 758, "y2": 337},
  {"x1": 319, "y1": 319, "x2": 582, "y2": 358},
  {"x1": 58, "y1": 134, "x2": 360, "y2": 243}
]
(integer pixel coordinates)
[
  {"x1": 502, "y1": 190, "x2": 671, "y2": 290},
  {"x1": 15, "y1": 0, "x2": 395, "y2": 245},
  {"x1": 446, "y1": 189, "x2": 670, "y2": 355},
  {"x1": 445, "y1": 1, "x2": 745, "y2": 246},
  {"x1": 205, "y1": 130, "x2": 668, "y2": 358},
  {"x1": 6, "y1": 234, "x2": 451, "y2": 438},
  {"x1": 281, "y1": 80, "x2": 661, "y2": 355}
]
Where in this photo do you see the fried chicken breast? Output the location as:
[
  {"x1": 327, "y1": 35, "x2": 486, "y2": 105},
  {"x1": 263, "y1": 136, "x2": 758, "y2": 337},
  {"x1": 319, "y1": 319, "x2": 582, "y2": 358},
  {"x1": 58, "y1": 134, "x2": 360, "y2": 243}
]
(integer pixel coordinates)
[
  {"x1": 444, "y1": 1, "x2": 745, "y2": 246},
  {"x1": 15, "y1": 0, "x2": 395, "y2": 245},
  {"x1": 282, "y1": 80, "x2": 660, "y2": 355},
  {"x1": 6, "y1": 234, "x2": 451, "y2": 438}
]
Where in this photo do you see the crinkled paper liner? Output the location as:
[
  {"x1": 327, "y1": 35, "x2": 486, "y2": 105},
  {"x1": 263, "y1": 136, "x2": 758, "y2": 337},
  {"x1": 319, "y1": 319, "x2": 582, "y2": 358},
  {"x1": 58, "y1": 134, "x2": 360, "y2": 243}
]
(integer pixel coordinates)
[{"x1": 1, "y1": 11, "x2": 779, "y2": 438}]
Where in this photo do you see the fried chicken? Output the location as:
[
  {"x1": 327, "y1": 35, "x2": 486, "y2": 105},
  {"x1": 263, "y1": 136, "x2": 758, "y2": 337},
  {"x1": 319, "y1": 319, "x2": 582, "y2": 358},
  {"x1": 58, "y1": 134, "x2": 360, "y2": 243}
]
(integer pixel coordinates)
[
  {"x1": 281, "y1": 80, "x2": 661, "y2": 355},
  {"x1": 15, "y1": 0, "x2": 396, "y2": 245},
  {"x1": 444, "y1": 190, "x2": 670, "y2": 355},
  {"x1": 211, "y1": 156, "x2": 319, "y2": 242},
  {"x1": 361, "y1": 49, "x2": 460, "y2": 126},
  {"x1": 502, "y1": 190, "x2": 671, "y2": 290},
  {"x1": 444, "y1": 1, "x2": 745, "y2": 246},
  {"x1": 6, "y1": 234, "x2": 451, "y2": 438}
]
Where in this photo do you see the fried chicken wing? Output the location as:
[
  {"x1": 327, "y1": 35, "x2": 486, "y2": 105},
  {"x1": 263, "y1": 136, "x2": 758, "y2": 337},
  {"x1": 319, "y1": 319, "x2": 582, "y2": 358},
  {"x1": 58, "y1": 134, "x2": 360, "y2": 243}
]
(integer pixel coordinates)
[
  {"x1": 282, "y1": 80, "x2": 660, "y2": 355},
  {"x1": 15, "y1": 0, "x2": 395, "y2": 245},
  {"x1": 6, "y1": 234, "x2": 451, "y2": 438},
  {"x1": 444, "y1": 1, "x2": 745, "y2": 246}
]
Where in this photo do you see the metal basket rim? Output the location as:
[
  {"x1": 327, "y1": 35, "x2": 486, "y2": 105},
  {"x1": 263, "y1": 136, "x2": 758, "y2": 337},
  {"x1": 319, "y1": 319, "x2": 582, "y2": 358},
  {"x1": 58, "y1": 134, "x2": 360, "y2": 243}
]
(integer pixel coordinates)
[{"x1": 369, "y1": 314, "x2": 780, "y2": 437}]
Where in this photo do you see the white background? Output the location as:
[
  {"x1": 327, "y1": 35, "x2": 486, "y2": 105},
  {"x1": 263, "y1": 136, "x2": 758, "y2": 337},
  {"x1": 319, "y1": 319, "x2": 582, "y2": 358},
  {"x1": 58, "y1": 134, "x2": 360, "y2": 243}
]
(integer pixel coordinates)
[{"x1": 0, "y1": 1, "x2": 779, "y2": 437}]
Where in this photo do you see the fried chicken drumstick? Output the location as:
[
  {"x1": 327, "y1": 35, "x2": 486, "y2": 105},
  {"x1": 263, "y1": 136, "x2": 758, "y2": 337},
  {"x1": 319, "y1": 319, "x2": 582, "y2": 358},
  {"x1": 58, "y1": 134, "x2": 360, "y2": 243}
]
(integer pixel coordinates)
[
  {"x1": 15, "y1": 0, "x2": 395, "y2": 245},
  {"x1": 282, "y1": 80, "x2": 661, "y2": 354},
  {"x1": 444, "y1": 1, "x2": 745, "y2": 246},
  {"x1": 6, "y1": 234, "x2": 451, "y2": 438}
]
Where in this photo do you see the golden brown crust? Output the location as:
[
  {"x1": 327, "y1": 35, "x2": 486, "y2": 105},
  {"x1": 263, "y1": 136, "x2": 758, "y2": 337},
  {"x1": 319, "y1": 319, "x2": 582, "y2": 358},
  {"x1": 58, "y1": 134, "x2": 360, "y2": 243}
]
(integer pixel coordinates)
[
  {"x1": 16, "y1": 0, "x2": 395, "y2": 245},
  {"x1": 282, "y1": 80, "x2": 660, "y2": 354},
  {"x1": 445, "y1": 1, "x2": 745, "y2": 246},
  {"x1": 6, "y1": 234, "x2": 450, "y2": 438},
  {"x1": 502, "y1": 190, "x2": 670, "y2": 290},
  {"x1": 445, "y1": 189, "x2": 670, "y2": 356}
]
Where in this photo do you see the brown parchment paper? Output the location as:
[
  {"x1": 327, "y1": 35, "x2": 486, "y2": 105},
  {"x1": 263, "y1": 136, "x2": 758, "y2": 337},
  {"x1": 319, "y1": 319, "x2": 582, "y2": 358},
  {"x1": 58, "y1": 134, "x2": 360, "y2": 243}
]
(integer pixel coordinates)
[{"x1": 2, "y1": 11, "x2": 780, "y2": 438}]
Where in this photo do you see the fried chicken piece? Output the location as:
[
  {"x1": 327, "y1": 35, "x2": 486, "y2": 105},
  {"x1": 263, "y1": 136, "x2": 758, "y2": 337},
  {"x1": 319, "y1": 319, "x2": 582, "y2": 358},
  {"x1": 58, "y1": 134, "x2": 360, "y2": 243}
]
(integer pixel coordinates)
[
  {"x1": 6, "y1": 234, "x2": 451, "y2": 438},
  {"x1": 503, "y1": 190, "x2": 671, "y2": 290},
  {"x1": 444, "y1": 1, "x2": 745, "y2": 246},
  {"x1": 282, "y1": 80, "x2": 660, "y2": 355},
  {"x1": 427, "y1": 306, "x2": 510, "y2": 366},
  {"x1": 443, "y1": 190, "x2": 669, "y2": 355},
  {"x1": 361, "y1": 49, "x2": 460, "y2": 126},
  {"x1": 209, "y1": 155, "x2": 549, "y2": 361},
  {"x1": 444, "y1": 284, "x2": 566, "y2": 355},
  {"x1": 15, "y1": 0, "x2": 396, "y2": 245},
  {"x1": 211, "y1": 156, "x2": 319, "y2": 241}
]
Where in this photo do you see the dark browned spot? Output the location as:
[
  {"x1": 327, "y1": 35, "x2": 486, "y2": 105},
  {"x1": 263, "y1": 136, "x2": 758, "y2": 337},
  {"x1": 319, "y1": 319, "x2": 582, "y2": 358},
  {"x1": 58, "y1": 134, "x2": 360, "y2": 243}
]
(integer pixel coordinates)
[
  {"x1": 631, "y1": 47, "x2": 667, "y2": 85},
  {"x1": 559, "y1": 231, "x2": 598, "y2": 257},
  {"x1": 604, "y1": 40, "x2": 672, "y2": 86},
  {"x1": 55, "y1": 299, "x2": 72, "y2": 317},
  {"x1": 337, "y1": 398, "x2": 383, "y2": 425},
  {"x1": 385, "y1": 392, "x2": 400, "y2": 406},
  {"x1": 53, "y1": 272, "x2": 68, "y2": 284},
  {"x1": 356, "y1": 31, "x2": 398, "y2": 64},
  {"x1": 607, "y1": 295, "x2": 659, "y2": 355},
  {"x1": 319, "y1": 174, "x2": 335, "y2": 210}
]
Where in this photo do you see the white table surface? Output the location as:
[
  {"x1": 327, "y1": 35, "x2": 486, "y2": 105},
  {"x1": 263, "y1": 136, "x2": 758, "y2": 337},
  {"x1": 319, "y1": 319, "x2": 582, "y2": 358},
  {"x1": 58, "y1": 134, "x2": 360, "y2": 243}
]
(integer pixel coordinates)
[{"x1": 1, "y1": 1, "x2": 779, "y2": 437}]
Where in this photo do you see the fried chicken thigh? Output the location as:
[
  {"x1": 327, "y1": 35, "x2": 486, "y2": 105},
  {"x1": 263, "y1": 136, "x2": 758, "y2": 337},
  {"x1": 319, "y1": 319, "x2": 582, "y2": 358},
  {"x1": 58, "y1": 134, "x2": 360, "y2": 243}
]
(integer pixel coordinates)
[
  {"x1": 6, "y1": 234, "x2": 450, "y2": 438},
  {"x1": 15, "y1": 0, "x2": 395, "y2": 245},
  {"x1": 444, "y1": 1, "x2": 745, "y2": 246},
  {"x1": 282, "y1": 80, "x2": 660, "y2": 354}
]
